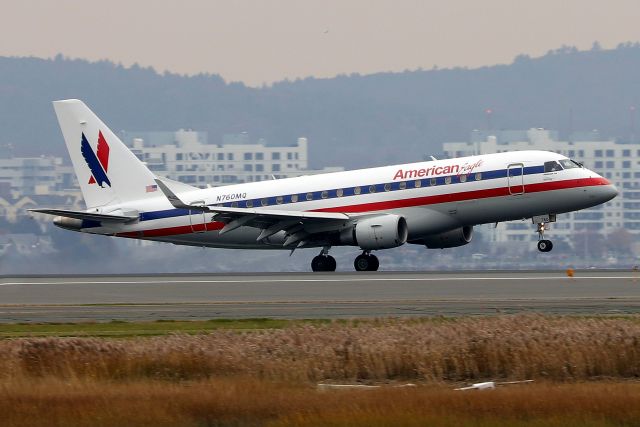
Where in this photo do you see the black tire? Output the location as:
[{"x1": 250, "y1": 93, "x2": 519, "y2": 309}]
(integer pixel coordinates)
[
  {"x1": 537, "y1": 240, "x2": 553, "y2": 252},
  {"x1": 367, "y1": 254, "x2": 380, "y2": 271},
  {"x1": 325, "y1": 255, "x2": 337, "y2": 272},
  {"x1": 354, "y1": 254, "x2": 370, "y2": 271},
  {"x1": 312, "y1": 255, "x2": 336, "y2": 272},
  {"x1": 311, "y1": 256, "x2": 324, "y2": 272}
]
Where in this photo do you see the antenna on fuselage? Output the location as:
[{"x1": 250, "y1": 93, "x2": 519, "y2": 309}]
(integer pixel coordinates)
[{"x1": 429, "y1": 156, "x2": 437, "y2": 161}]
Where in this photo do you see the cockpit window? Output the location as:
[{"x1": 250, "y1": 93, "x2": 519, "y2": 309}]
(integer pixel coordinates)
[
  {"x1": 544, "y1": 161, "x2": 563, "y2": 172},
  {"x1": 559, "y1": 159, "x2": 580, "y2": 169}
]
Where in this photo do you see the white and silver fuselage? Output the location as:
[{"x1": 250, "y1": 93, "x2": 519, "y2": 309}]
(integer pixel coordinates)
[{"x1": 73, "y1": 150, "x2": 617, "y2": 249}]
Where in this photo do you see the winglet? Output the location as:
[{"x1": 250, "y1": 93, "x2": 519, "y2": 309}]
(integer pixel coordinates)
[{"x1": 154, "y1": 178, "x2": 209, "y2": 211}]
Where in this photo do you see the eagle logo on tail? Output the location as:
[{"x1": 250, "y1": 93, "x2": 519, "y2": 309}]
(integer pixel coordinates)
[{"x1": 81, "y1": 131, "x2": 111, "y2": 188}]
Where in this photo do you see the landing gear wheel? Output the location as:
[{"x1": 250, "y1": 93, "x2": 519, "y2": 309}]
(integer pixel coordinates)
[
  {"x1": 368, "y1": 254, "x2": 379, "y2": 271},
  {"x1": 325, "y1": 255, "x2": 337, "y2": 271},
  {"x1": 354, "y1": 254, "x2": 379, "y2": 272},
  {"x1": 311, "y1": 255, "x2": 336, "y2": 272},
  {"x1": 537, "y1": 239, "x2": 553, "y2": 252}
]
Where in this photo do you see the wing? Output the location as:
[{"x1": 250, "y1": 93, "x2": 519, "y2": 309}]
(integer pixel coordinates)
[{"x1": 154, "y1": 179, "x2": 353, "y2": 247}]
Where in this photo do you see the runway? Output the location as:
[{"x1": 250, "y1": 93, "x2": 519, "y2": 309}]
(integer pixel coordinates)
[{"x1": 1, "y1": 271, "x2": 640, "y2": 322}]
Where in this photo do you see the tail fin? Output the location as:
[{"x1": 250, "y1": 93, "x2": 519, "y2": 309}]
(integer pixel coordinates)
[{"x1": 53, "y1": 99, "x2": 160, "y2": 209}]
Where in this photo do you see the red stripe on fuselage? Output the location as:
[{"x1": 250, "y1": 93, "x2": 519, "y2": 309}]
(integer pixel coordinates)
[
  {"x1": 117, "y1": 220, "x2": 224, "y2": 238},
  {"x1": 314, "y1": 177, "x2": 609, "y2": 213},
  {"x1": 114, "y1": 177, "x2": 610, "y2": 238}
]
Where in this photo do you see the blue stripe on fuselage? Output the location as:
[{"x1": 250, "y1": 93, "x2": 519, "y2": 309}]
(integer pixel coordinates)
[{"x1": 82, "y1": 164, "x2": 547, "y2": 229}]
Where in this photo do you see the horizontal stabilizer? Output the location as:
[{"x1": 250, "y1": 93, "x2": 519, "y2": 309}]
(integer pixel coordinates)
[{"x1": 28, "y1": 208, "x2": 139, "y2": 223}]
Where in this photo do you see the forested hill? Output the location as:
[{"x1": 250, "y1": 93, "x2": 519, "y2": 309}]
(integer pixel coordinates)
[{"x1": 2, "y1": 44, "x2": 640, "y2": 169}]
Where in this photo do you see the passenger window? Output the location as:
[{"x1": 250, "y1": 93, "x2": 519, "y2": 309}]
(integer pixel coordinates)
[
  {"x1": 336, "y1": 188, "x2": 344, "y2": 197},
  {"x1": 475, "y1": 172, "x2": 482, "y2": 181},
  {"x1": 276, "y1": 196, "x2": 283, "y2": 204},
  {"x1": 384, "y1": 183, "x2": 391, "y2": 192},
  {"x1": 369, "y1": 185, "x2": 377, "y2": 193},
  {"x1": 231, "y1": 202, "x2": 238, "y2": 208},
  {"x1": 399, "y1": 182, "x2": 407, "y2": 190},
  {"x1": 544, "y1": 161, "x2": 563, "y2": 172},
  {"x1": 291, "y1": 194, "x2": 299, "y2": 203},
  {"x1": 321, "y1": 191, "x2": 328, "y2": 199},
  {"x1": 354, "y1": 186, "x2": 361, "y2": 195},
  {"x1": 261, "y1": 198, "x2": 268, "y2": 206},
  {"x1": 414, "y1": 180, "x2": 422, "y2": 188},
  {"x1": 459, "y1": 174, "x2": 467, "y2": 183},
  {"x1": 430, "y1": 178, "x2": 436, "y2": 186},
  {"x1": 444, "y1": 176, "x2": 452, "y2": 184},
  {"x1": 246, "y1": 200, "x2": 253, "y2": 208},
  {"x1": 306, "y1": 192, "x2": 314, "y2": 201}
]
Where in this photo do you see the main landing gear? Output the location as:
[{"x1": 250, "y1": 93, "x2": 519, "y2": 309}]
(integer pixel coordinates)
[
  {"x1": 354, "y1": 251, "x2": 379, "y2": 272},
  {"x1": 310, "y1": 248, "x2": 380, "y2": 272},
  {"x1": 311, "y1": 247, "x2": 336, "y2": 272},
  {"x1": 535, "y1": 220, "x2": 553, "y2": 253}
]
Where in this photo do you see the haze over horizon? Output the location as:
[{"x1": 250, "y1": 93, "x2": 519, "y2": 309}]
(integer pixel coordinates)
[{"x1": 3, "y1": 0, "x2": 640, "y2": 86}]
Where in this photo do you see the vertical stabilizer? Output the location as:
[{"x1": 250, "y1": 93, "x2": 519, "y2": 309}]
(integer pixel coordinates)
[{"x1": 53, "y1": 99, "x2": 160, "y2": 209}]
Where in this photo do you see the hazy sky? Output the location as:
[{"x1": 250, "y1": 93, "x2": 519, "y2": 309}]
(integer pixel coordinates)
[{"x1": 3, "y1": 0, "x2": 640, "y2": 86}]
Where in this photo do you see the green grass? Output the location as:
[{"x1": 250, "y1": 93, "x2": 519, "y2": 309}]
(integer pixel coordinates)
[{"x1": 0, "y1": 318, "x2": 329, "y2": 338}]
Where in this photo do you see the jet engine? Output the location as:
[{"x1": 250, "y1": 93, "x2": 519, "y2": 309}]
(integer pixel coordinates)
[
  {"x1": 53, "y1": 216, "x2": 84, "y2": 231},
  {"x1": 423, "y1": 225, "x2": 473, "y2": 249},
  {"x1": 340, "y1": 214, "x2": 409, "y2": 250}
]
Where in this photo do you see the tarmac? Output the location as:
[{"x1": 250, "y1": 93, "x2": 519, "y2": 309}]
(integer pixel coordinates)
[{"x1": 1, "y1": 270, "x2": 640, "y2": 322}]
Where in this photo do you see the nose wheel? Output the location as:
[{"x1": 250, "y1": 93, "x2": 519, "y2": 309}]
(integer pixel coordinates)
[
  {"x1": 535, "y1": 221, "x2": 553, "y2": 252},
  {"x1": 537, "y1": 239, "x2": 553, "y2": 252},
  {"x1": 311, "y1": 247, "x2": 336, "y2": 272},
  {"x1": 354, "y1": 252, "x2": 379, "y2": 271}
]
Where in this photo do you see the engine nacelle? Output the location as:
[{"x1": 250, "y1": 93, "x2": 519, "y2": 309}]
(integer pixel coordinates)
[
  {"x1": 341, "y1": 214, "x2": 409, "y2": 250},
  {"x1": 53, "y1": 216, "x2": 84, "y2": 231},
  {"x1": 423, "y1": 226, "x2": 473, "y2": 249}
]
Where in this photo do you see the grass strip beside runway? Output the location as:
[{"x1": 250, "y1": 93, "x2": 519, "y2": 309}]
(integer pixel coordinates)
[{"x1": 2, "y1": 315, "x2": 640, "y2": 426}]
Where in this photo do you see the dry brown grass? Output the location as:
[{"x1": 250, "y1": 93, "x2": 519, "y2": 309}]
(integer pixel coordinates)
[
  {"x1": 1, "y1": 315, "x2": 640, "y2": 426},
  {"x1": 2, "y1": 315, "x2": 639, "y2": 383},
  {"x1": 1, "y1": 378, "x2": 639, "y2": 427}
]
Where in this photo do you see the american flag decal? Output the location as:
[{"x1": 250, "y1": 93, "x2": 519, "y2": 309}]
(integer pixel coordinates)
[{"x1": 146, "y1": 184, "x2": 158, "y2": 193}]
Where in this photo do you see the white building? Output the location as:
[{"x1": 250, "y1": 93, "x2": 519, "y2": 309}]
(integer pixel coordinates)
[
  {"x1": 0, "y1": 154, "x2": 76, "y2": 198},
  {"x1": 123, "y1": 130, "x2": 343, "y2": 187},
  {"x1": 443, "y1": 129, "x2": 637, "y2": 244}
]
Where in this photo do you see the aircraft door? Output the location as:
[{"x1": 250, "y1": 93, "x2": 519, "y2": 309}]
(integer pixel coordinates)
[
  {"x1": 507, "y1": 163, "x2": 525, "y2": 195},
  {"x1": 189, "y1": 202, "x2": 208, "y2": 233}
]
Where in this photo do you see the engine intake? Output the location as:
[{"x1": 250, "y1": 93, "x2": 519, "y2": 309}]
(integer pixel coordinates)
[
  {"x1": 423, "y1": 226, "x2": 473, "y2": 249},
  {"x1": 341, "y1": 214, "x2": 409, "y2": 250}
]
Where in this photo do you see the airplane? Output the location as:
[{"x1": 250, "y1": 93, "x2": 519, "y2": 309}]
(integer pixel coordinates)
[{"x1": 30, "y1": 99, "x2": 618, "y2": 272}]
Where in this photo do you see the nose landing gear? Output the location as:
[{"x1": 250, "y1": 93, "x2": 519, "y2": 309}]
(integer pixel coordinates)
[
  {"x1": 535, "y1": 221, "x2": 553, "y2": 253},
  {"x1": 311, "y1": 247, "x2": 337, "y2": 272}
]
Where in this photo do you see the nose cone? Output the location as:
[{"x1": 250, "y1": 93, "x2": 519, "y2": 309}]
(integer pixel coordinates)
[
  {"x1": 597, "y1": 176, "x2": 619, "y2": 204},
  {"x1": 604, "y1": 184, "x2": 619, "y2": 202}
]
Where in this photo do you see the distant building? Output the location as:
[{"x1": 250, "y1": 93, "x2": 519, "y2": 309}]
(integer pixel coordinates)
[
  {"x1": 1, "y1": 130, "x2": 343, "y2": 202},
  {"x1": 442, "y1": 128, "x2": 637, "y2": 244},
  {"x1": 0, "y1": 155, "x2": 76, "y2": 198},
  {"x1": 121, "y1": 130, "x2": 343, "y2": 187}
]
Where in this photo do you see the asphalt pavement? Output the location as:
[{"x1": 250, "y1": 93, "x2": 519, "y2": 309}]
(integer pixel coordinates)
[{"x1": 1, "y1": 270, "x2": 639, "y2": 322}]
